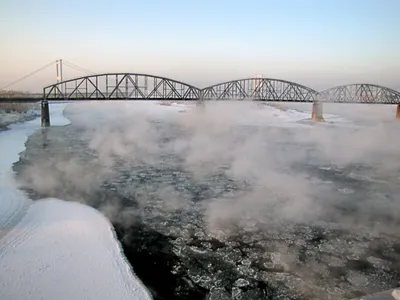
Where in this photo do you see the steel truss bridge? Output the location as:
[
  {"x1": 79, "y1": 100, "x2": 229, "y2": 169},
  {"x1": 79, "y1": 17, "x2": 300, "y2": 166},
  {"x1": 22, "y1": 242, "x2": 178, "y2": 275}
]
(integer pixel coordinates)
[{"x1": 41, "y1": 73, "x2": 400, "y2": 104}]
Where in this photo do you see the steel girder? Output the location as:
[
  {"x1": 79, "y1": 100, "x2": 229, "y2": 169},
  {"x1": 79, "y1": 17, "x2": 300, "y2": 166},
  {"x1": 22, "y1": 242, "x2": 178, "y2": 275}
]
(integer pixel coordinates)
[
  {"x1": 201, "y1": 78, "x2": 318, "y2": 102},
  {"x1": 43, "y1": 74, "x2": 400, "y2": 104},
  {"x1": 320, "y1": 84, "x2": 400, "y2": 104},
  {"x1": 43, "y1": 73, "x2": 201, "y2": 100}
]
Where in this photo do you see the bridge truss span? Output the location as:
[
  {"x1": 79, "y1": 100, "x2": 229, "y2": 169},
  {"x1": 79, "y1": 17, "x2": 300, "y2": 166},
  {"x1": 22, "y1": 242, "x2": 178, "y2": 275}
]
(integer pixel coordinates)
[
  {"x1": 320, "y1": 84, "x2": 400, "y2": 104},
  {"x1": 201, "y1": 78, "x2": 318, "y2": 102},
  {"x1": 43, "y1": 73, "x2": 201, "y2": 100}
]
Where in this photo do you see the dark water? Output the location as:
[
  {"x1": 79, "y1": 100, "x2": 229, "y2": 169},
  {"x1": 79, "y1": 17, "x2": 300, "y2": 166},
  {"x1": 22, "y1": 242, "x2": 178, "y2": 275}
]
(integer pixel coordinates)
[{"x1": 13, "y1": 105, "x2": 400, "y2": 300}]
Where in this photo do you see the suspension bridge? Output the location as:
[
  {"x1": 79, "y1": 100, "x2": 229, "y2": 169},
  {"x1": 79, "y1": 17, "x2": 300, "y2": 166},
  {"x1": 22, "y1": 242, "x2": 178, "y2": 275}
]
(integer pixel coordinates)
[{"x1": 1, "y1": 60, "x2": 399, "y2": 126}]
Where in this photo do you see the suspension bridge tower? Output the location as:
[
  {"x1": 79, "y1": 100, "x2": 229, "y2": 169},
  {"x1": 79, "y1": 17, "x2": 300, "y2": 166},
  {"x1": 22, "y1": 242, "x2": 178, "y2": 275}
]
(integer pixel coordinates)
[{"x1": 56, "y1": 59, "x2": 63, "y2": 95}]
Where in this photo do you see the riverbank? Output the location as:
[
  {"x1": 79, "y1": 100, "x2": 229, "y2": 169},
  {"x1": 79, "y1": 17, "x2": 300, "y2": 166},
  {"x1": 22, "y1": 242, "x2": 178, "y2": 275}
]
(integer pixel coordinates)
[{"x1": 0, "y1": 102, "x2": 40, "y2": 130}]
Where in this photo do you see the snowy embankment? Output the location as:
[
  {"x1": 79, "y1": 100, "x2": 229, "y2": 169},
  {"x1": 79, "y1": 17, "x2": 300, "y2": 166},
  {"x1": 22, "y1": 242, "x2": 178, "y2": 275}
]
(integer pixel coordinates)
[
  {"x1": 0, "y1": 103, "x2": 151, "y2": 300},
  {"x1": 0, "y1": 104, "x2": 41, "y2": 129}
]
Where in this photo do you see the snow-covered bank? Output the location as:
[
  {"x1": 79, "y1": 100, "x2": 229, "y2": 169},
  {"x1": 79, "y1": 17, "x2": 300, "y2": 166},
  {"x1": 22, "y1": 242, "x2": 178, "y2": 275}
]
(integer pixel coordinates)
[
  {"x1": 0, "y1": 103, "x2": 41, "y2": 129},
  {"x1": 0, "y1": 199, "x2": 151, "y2": 300},
  {"x1": 0, "y1": 102, "x2": 151, "y2": 300},
  {"x1": 0, "y1": 105, "x2": 64, "y2": 236},
  {"x1": 0, "y1": 103, "x2": 70, "y2": 181}
]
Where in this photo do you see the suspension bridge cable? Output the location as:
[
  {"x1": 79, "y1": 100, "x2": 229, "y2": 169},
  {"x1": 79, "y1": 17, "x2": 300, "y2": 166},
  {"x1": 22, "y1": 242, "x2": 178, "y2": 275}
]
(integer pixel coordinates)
[
  {"x1": 63, "y1": 60, "x2": 96, "y2": 75},
  {"x1": 63, "y1": 62, "x2": 94, "y2": 75},
  {"x1": 0, "y1": 61, "x2": 55, "y2": 90}
]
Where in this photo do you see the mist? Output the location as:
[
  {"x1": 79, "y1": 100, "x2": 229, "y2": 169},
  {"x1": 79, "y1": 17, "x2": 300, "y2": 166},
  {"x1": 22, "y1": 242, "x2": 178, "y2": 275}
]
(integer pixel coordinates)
[
  {"x1": 16, "y1": 101, "x2": 400, "y2": 235},
  {"x1": 12, "y1": 100, "x2": 400, "y2": 298}
]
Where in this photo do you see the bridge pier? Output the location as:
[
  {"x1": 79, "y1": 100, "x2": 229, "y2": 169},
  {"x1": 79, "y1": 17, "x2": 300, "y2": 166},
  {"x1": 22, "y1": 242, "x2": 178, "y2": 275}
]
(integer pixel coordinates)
[
  {"x1": 311, "y1": 102, "x2": 324, "y2": 122},
  {"x1": 196, "y1": 90, "x2": 205, "y2": 108},
  {"x1": 196, "y1": 99, "x2": 205, "y2": 107},
  {"x1": 41, "y1": 100, "x2": 50, "y2": 127},
  {"x1": 396, "y1": 104, "x2": 400, "y2": 120}
]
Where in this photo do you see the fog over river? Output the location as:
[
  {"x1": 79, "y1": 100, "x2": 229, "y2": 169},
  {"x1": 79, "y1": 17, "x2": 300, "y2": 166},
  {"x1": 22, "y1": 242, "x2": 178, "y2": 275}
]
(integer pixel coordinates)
[{"x1": 13, "y1": 101, "x2": 400, "y2": 300}]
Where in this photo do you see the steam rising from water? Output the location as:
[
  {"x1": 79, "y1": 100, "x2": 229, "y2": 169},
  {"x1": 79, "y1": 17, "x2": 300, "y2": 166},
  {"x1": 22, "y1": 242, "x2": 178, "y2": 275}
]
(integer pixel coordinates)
[{"x1": 18, "y1": 101, "x2": 400, "y2": 233}]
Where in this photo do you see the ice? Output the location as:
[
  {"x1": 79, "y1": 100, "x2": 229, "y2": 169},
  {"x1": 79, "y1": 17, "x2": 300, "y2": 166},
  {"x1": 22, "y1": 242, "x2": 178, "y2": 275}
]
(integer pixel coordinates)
[
  {"x1": 0, "y1": 103, "x2": 70, "y2": 179},
  {"x1": 0, "y1": 110, "x2": 44, "y2": 238},
  {"x1": 346, "y1": 270, "x2": 369, "y2": 287},
  {"x1": 47, "y1": 101, "x2": 72, "y2": 126},
  {"x1": 1, "y1": 119, "x2": 40, "y2": 179},
  {"x1": 0, "y1": 112, "x2": 21, "y2": 125},
  {"x1": 234, "y1": 278, "x2": 250, "y2": 287},
  {"x1": 271, "y1": 252, "x2": 282, "y2": 264},
  {"x1": 209, "y1": 287, "x2": 231, "y2": 300},
  {"x1": 0, "y1": 199, "x2": 151, "y2": 300},
  {"x1": 0, "y1": 186, "x2": 30, "y2": 240},
  {"x1": 231, "y1": 287, "x2": 242, "y2": 299},
  {"x1": 231, "y1": 103, "x2": 358, "y2": 129},
  {"x1": 0, "y1": 102, "x2": 152, "y2": 300},
  {"x1": 337, "y1": 187, "x2": 354, "y2": 194},
  {"x1": 236, "y1": 105, "x2": 313, "y2": 128},
  {"x1": 263, "y1": 262, "x2": 275, "y2": 269}
]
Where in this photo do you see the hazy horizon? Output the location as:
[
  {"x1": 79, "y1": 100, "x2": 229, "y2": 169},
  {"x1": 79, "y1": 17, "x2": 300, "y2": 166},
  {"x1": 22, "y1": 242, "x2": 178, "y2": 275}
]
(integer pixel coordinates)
[{"x1": 1, "y1": 0, "x2": 399, "y2": 92}]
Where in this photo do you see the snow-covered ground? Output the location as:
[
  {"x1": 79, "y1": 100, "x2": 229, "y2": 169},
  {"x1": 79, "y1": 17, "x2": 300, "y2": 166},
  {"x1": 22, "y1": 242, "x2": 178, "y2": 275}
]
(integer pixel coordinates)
[
  {"x1": 0, "y1": 102, "x2": 152, "y2": 300},
  {"x1": 0, "y1": 104, "x2": 41, "y2": 129}
]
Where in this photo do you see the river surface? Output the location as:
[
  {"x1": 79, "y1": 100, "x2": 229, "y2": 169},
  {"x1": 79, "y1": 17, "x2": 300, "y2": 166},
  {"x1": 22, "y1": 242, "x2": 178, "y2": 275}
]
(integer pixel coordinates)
[{"x1": 13, "y1": 101, "x2": 400, "y2": 300}]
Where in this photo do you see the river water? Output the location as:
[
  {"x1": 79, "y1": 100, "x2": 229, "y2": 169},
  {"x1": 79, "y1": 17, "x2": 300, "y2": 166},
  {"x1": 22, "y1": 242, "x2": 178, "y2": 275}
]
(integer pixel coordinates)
[{"x1": 13, "y1": 101, "x2": 400, "y2": 300}]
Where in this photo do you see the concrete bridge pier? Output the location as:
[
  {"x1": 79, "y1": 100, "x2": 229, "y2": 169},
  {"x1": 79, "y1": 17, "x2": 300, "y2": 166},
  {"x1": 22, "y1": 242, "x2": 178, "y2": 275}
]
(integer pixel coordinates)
[
  {"x1": 196, "y1": 99, "x2": 205, "y2": 108},
  {"x1": 41, "y1": 100, "x2": 50, "y2": 127},
  {"x1": 196, "y1": 91, "x2": 205, "y2": 108},
  {"x1": 311, "y1": 101, "x2": 324, "y2": 122},
  {"x1": 396, "y1": 104, "x2": 400, "y2": 120}
]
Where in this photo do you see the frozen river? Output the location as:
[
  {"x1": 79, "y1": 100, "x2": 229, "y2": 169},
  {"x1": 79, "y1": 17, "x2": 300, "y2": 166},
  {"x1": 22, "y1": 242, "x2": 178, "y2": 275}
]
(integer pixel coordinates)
[{"x1": 2, "y1": 100, "x2": 400, "y2": 300}]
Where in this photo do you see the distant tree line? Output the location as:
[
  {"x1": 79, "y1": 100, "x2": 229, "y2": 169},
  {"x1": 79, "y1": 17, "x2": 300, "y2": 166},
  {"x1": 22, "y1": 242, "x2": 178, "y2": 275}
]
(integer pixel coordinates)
[{"x1": 0, "y1": 90, "x2": 40, "y2": 97}]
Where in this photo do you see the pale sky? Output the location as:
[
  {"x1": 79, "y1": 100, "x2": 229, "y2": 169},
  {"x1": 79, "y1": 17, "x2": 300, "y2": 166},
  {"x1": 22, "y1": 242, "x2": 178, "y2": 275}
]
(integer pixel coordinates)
[{"x1": 0, "y1": 0, "x2": 399, "y2": 92}]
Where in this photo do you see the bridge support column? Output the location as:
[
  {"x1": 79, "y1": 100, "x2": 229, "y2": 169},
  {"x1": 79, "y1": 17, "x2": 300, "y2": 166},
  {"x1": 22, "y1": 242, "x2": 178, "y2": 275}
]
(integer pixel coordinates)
[
  {"x1": 311, "y1": 102, "x2": 324, "y2": 122},
  {"x1": 196, "y1": 99, "x2": 205, "y2": 108},
  {"x1": 396, "y1": 104, "x2": 400, "y2": 120},
  {"x1": 41, "y1": 100, "x2": 50, "y2": 127},
  {"x1": 196, "y1": 91, "x2": 205, "y2": 108}
]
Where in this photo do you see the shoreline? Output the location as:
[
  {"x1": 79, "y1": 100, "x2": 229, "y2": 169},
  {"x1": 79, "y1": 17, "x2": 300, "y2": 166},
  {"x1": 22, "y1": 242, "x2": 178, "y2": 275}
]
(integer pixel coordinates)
[
  {"x1": 0, "y1": 113, "x2": 40, "y2": 131},
  {"x1": 0, "y1": 102, "x2": 41, "y2": 130}
]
